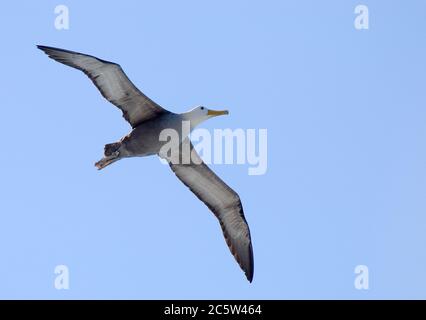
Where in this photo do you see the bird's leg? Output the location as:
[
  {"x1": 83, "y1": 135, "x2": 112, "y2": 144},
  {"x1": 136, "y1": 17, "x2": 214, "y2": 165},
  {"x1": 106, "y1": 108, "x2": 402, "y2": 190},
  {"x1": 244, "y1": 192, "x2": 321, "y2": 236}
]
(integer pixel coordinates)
[{"x1": 95, "y1": 151, "x2": 120, "y2": 170}]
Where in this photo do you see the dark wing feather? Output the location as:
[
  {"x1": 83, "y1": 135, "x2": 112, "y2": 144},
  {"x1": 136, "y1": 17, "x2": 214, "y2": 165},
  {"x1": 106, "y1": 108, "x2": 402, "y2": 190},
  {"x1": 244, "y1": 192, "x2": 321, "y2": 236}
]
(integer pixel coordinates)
[
  {"x1": 167, "y1": 140, "x2": 254, "y2": 282},
  {"x1": 37, "y1": 45, "x2": 169, "y2": 127}
]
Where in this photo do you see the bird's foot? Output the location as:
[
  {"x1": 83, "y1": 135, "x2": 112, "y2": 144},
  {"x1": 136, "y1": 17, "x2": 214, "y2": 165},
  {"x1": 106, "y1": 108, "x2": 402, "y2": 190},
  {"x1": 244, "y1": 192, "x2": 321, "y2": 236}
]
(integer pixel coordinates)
[{"x1": 95, "y1": 151, "x2": 120, "y2": 170}]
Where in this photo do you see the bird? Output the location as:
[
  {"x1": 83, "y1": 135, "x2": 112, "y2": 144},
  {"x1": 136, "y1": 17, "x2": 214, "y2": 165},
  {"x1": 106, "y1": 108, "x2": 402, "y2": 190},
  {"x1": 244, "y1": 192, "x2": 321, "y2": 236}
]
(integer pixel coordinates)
[{"x1": 37, "y1": 45, "x2": 254, "y2": 282}]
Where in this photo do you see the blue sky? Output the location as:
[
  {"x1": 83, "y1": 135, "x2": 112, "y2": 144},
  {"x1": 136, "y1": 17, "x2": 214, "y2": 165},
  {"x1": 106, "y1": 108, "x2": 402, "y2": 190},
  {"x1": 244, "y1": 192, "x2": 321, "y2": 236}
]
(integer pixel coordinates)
[{"x1": 1, "y1": 1, "x2": 426, "y2": 299}]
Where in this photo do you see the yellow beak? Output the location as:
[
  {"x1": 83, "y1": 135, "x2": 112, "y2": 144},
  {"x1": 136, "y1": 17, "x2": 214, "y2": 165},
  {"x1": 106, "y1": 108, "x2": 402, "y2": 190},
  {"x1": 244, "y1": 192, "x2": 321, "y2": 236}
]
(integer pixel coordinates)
[{"x1": 207, "y1": 109, "x2": 229, "y2": 116}]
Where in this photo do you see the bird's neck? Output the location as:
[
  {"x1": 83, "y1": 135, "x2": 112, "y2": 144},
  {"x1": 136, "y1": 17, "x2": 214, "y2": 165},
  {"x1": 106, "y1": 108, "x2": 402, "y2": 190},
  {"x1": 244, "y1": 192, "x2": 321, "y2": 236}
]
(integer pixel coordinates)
[{"x1": 181, "y1": 112, "x2": 205, "y2": 131}]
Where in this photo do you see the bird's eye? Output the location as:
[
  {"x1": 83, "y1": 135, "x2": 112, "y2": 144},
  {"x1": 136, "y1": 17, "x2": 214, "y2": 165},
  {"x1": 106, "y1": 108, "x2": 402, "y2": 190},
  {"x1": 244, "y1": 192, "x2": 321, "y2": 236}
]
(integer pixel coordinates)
[{"x1": 200, "y1": 107, "x2": 205, "y2": 110}]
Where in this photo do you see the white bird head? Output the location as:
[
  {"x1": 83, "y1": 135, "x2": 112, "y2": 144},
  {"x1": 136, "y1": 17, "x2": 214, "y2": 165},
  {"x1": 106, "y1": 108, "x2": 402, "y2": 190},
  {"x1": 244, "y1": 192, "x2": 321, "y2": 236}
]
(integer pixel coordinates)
[
  {"x1": 184, "y1": 106, "x2": 229, "y2": 128},
  {"x1": 193, "y1": 105, "x2": 229, "y2": 117}
]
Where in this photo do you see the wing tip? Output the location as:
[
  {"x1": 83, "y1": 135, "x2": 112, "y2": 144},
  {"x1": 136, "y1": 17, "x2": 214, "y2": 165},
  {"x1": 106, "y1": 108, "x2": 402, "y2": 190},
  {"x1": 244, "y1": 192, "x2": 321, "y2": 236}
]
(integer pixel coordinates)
[
  {"x1": 37, "y1": 44, "x2": 71, "y2": 55},
  {"x1": 37, "y1": 44, "x2": 53, "y2": 51},
  {"x1": 245, "y1": 242, "x2": 254, "y2": 283},
  {"x1": 37, "y1": 45, "x2": 61, "y2": 57},
  {"x1": 36, "y1": 44, "x2": 47, "y2": 52},
  {"x1": 246, "y1": 272, "x2": 254, "y2": 283},
  {"x1": 219, "y1": 214, "x2": 254, "y2": 283}
]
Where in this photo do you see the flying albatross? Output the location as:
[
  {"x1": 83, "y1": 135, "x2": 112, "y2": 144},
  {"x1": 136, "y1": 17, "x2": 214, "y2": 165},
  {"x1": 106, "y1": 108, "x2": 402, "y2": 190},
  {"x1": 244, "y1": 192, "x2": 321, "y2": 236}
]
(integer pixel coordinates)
[{"x1": 37, "y1": 45, "x2": 254, "y2": 282}]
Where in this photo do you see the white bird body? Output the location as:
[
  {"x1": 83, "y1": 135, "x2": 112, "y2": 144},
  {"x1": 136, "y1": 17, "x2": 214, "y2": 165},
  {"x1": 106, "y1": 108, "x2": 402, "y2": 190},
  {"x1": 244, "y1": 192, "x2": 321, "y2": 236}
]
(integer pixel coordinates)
[{"x1": 120, "y1": 109, "x2": 214, "y2": 158}]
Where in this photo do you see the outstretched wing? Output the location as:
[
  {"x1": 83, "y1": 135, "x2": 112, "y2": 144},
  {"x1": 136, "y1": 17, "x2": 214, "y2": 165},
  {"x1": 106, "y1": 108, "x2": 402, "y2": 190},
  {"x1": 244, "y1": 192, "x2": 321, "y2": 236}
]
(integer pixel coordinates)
[
  {"x1": 167, "y1": 140, "x2": 254, "y2": 282},
  {"x1": 37, "y1": 45, "x2": 169, "y2": 127}
]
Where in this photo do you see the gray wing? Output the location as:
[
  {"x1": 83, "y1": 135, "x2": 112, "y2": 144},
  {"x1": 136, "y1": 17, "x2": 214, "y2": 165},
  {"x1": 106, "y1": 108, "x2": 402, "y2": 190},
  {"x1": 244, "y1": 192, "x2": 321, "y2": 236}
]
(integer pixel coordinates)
[
  {"x1": 37, "y1": 45, "x2": 169, "y2": 127},
  {"x1": 167, "y1": 140, "x2": 254, "y2": 282}
]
